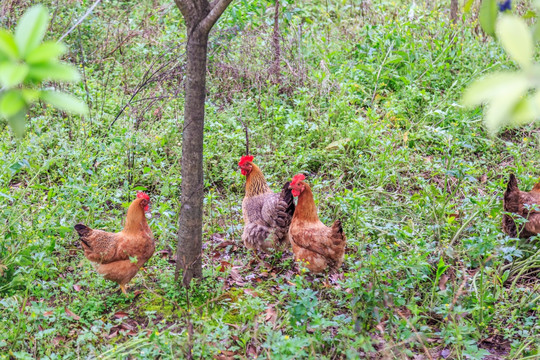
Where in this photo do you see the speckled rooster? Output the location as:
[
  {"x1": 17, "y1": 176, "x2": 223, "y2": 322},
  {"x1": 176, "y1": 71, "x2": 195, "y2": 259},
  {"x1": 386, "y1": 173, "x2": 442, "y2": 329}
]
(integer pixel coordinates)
[{"x1": 238, "y1": 155, "x2": 295, "y2": 252}]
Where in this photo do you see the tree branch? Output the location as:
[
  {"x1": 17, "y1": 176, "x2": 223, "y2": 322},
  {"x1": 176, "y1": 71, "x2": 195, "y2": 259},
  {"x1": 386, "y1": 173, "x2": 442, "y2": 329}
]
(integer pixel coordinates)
[
  {"x1": 174, "y1": 0, "x2": 195, "y2": 19},
  {"x1": 197, "y1": 0, "x2": 233, "y2": 34}
]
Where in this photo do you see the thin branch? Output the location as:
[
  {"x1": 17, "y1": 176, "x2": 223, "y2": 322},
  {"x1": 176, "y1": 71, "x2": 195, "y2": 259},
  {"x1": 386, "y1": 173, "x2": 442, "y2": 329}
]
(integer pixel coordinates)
[
  {"x1": 238, "y1": 116, "x2": 249, "y2": 155},
  {"x1": 57, "y1": 0, "x2": 102, "y2": 42},
  {"x1": 197, "y1": 0, "x2": 233, "y2": 34}
]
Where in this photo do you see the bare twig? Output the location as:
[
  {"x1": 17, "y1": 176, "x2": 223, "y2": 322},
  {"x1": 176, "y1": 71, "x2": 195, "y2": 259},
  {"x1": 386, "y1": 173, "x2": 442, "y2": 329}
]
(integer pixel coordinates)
[
  {"x1": 57, "y1": 0, "x2": 102, "y2": 42},
  {"x1": 395, "y1": 309, "x2": 434, "y2": 360},
  {"x1": 370, "y1": 43, "x2": 393, "y2": 107},
  {"x1": 238, "y1": 116, "x2": 249, "y2": 155}
]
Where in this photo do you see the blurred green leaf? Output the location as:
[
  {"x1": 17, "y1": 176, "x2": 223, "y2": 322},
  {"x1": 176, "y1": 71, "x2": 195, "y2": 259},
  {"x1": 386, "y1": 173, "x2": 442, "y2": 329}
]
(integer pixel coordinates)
[
  {"x1": 462, "y1": 72, "x2": 528, "y2": 107},
  {"x1": 0, "y1": 90, "x2": 26, "y2": 117},
  {"x1": 40, "y1": 90, "x2": 88, "y2": 115},
  {"x1": 484, "y1": 89, "x2": 527, "y2": 133},
  {"x1": 7, "y1": 109, "x2": 26, "y2": 137},
  {"x1": 21, "y1": 88, "x2": 39, "y2": 103},
  {"x1": 25, "y1": 41, "x2": 66, "y2": 64},
  {"x1": 534, "y1": 21, "x2": 540, "y2": 42},
  {"x1": 0, "y1": 62, "x2": 29, "y2": 87},
  {"x1": 497, "y1": 15, "x2": 533, "y2": 69},
  {"x1": 464, "y1": 0, "x2": 475, "y2": 13},
  {"x1": 27, "y1": 62, "x2": 80, "y2": 83},
  {"x1": 14, "y1": 5, "x2": 50, "y2": 58},
  {"x1": 0, "y1": 30, "x2": 18, "y2": 60},
  {"x1": 479, "y1": 0, "x2": 498, "y2": 36},
  {"x1": 511, "y1": 97, "x2": 536, "y2": 126}
]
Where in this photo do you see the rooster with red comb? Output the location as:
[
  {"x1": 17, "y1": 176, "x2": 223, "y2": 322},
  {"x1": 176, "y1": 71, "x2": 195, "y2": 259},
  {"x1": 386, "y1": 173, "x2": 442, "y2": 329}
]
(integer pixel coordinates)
[{"x1": 238, "y1": 155, "x2": 295, "y2": 252}]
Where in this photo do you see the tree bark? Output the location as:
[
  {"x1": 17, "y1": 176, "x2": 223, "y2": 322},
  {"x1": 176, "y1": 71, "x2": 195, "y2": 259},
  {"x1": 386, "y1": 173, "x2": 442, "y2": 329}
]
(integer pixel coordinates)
[
  {"x1": 450, "y1": 0, "x2": 458, "y2": 24},
  {"x1": 174, "y1": 0, "x2": 233, "y2": 287}
]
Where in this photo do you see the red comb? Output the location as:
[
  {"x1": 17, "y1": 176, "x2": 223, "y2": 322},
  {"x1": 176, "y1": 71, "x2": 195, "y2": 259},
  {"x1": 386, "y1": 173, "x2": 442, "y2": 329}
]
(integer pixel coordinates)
[
  {"x1": 137, "y1": 192, "x2": 150, "y2": 201},
  {"x1": 291, "y1": 174, "x2": 305, "y2": 185},
  {"x1": 238, "y1": 155, "x2": 254, "y2": 167}
]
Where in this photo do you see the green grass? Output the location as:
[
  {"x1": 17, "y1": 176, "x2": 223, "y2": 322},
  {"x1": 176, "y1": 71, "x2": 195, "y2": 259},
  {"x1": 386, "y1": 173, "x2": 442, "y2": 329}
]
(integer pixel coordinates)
[{"x1": 1, "y1": 0, "x2": 539, "y2": 358}]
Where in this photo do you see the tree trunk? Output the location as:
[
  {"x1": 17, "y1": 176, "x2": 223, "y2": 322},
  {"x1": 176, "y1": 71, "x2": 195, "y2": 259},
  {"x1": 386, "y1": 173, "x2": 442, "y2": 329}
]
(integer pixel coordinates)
[
  {"x1": 450, "y1": 0, "x2": 458, "y2": 24},
  {"x1": 176, "y1": 29, "x2": 208, "y2": 287},
  {"x1": 174, "y1": 0, "x2": 233, "y2": 287}
]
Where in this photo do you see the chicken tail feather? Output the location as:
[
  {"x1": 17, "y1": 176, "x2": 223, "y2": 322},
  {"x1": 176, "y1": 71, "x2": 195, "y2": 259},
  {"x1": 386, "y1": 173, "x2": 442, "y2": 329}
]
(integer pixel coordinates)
[
  {"x1": 503, "y1": 175, "x2": 520, "y2": 237},
  {"x1": 332, "y1": 220, "x2": 343, "y2": 234},
  {"x1": 506, "y1": 174, "x2": 519, "y2": 193},
  {"x1": 74, "y1": 223, "x2": 92, "y2": 248},
  {"x1": 281, "y1": 181, "x2": 295, "y2": 217}
]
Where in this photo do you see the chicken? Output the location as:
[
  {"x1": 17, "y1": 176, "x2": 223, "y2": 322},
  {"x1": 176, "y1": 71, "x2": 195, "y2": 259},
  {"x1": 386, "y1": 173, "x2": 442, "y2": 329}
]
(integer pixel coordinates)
[
  {"x1": 288, "y1": 174, "x2": 346, "y2": 273},
  {"x1": 502, "y1": 174, "x2": 540, "y2": 238},
  {"x1": 74, "y1": 192, "x2": 155, "y2": 294},
  {"x1": 238, "y1": 155, "x2": 295, "y2": 252}
]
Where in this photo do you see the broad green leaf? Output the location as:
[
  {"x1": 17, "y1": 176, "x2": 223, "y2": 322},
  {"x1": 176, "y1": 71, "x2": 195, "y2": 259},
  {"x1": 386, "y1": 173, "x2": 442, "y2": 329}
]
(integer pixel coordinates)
[
  {"x1": 479, "y1": 0, "x2": 498, "y2": 36},
  {"x1": 15, "y1": 5, "x2": 50, "y2": 57},
  {"x1": 27, "y1": 62, "x2": 80, "y2": 83},
  {"x1": 464, "y1": 0, "x2": 475, "y2": 13},
  {"x1": 25, "y1": 41, "x2": 66, "y2": 64},
  {"x1": 523, "y1": 10, "x2": 537, "y2": 19},
  {"x1": 0, "y1": 90, "x2": 26, "y2": 117},
  {"x1": 0, "y1": 62, "x2": 29, "y2": 87},
  {"x1": 40, "y1": 90, "x2": 88, "y2": 115},
  {"x1": 325, "y1": 138, "x2": 350, "y2": 150},
  {"x1": 511, "y1": 97, "x2": 537, "y2": 126},
  {"x1": 7, "y1": 109, "x2": 27, "y2": 138},
  {"x1": 462, "y1": 73, "x2": 528, "y2": 107},
  {"x1": 0, "y1": 30, "x2": 18, "y2": 60},
  {"x1": 534, "y1": 21, "x2": 540, "y2": 42},
  {"x1": 497, "y1": 15, "x2": 533, "y2": 69},
  {"x1": 483, "y1": 89, "x2": 526, "y2": 134},
  {"x1": 21, "y1": 88, "x2": 39, "y2": 103}
]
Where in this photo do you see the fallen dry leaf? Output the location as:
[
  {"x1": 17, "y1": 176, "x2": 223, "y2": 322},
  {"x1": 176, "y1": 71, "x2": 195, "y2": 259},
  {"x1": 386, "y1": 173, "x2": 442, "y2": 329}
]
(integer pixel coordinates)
[
  {"x1": 73, "y1": 284, "x2": 81, "y2": 292},
  {"x1": 439, "y1": 274, "x2": 449, "y2": 291},
  {"x1": 64, "y1": 307, "x2": 80, "y2": 321},
  {"x1": 113, "y1": 311, "x2": 129, "y2": 319},
  {"x1": 216, "y1": 241, "x2": 236, "y2": 249},
  {"x1": 480, "y1": 174, "x2": 487, "y2": 184},
  {"x1": 265, "y1": 304, "x2": 277, "y2": 324},
  {"x1": 43, "y1": 310, "x2": 54, "y2": 317},
  {"x1": 244, "y1": 288, "x2": 259, "y2": 297},
  {"x1": 229, "y1": 267, "x2": 245, "y2": 286}
]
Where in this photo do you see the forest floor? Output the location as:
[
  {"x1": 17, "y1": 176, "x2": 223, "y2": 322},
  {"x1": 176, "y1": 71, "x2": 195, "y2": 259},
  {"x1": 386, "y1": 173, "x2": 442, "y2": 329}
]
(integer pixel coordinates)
[{"x1": 0, "y1": 0, "x2": 539, "y2": 359}]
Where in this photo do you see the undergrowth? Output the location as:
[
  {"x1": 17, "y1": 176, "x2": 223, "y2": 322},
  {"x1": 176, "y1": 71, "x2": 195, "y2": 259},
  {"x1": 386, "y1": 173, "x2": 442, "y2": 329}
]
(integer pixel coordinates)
[{"x1": 0, "y1": 0, "x2": 539, "y2": 358}]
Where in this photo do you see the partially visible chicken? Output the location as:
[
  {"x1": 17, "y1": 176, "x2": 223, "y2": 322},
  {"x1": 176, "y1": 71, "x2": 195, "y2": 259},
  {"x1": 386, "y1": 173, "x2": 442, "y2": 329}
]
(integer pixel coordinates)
[
  {"x1": 238, "y1": 155, "x2": 295, "y2": 252},
  {"x1": 288, "y1": 174, "x2": 346, "y2": 273},
  {"x1": 503, "y1": 174, "x2": 540, "y2": 238},
  {"x1": 74, "y1": 192, "x2": 155, "y2": 294}
]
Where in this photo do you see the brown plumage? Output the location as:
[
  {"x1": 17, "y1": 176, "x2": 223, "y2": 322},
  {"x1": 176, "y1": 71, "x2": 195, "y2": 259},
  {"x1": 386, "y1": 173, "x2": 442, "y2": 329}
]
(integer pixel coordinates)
[
  {"x1": 288, "y1": 174, "x2": 346, "y2": 273},
  {"x1": 502, "y1": 174, "x2": 540, "y2": 238},
  {"x1": 238, "y1": 155, "x2": 295, "y2": 252},
  {"x1": 74, "y1": 193, "x2": 155, "y2": 294}
]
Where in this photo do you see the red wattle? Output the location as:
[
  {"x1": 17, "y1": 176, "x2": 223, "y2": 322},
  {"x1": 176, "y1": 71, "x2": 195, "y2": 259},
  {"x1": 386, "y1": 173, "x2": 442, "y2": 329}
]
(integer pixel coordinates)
[{"x1": 292, "y1": 189, "x2": 300, "y2": 197}]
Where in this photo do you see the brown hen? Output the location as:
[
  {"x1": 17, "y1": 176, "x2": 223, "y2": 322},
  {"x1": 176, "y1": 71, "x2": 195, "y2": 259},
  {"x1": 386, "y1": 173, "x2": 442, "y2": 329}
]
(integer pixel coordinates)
[
  {"x1": 74, "y1": 192, "x2": 155, "y2": 294},
  {"x1": 503, "y1": 174, "x2": 540, "y2": 238},
  {"x1": 288, "y1": 174, "x2": 346, "y2": 273}
]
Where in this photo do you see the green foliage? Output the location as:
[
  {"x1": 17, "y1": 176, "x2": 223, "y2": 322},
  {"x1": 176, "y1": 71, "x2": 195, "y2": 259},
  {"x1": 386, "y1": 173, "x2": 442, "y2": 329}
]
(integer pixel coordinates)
[
  {"x1": 464, "y1": 2, "x2": 540, "y2": 133},
  {"x1": 0, "y1": 5, "x2": 87, "y2": 137},
  {"x1": 0, "y1": 0, "x2": 538, "y2": 358}
]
